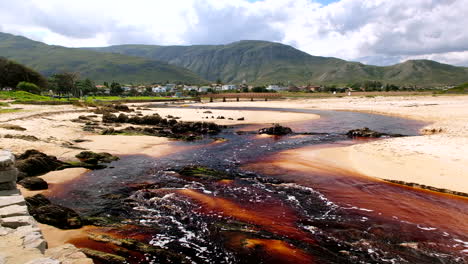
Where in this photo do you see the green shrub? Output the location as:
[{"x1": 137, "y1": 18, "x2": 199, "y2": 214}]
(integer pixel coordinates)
[{"x1": 16, "y1": 82, "x2": 41, "y2": 94}]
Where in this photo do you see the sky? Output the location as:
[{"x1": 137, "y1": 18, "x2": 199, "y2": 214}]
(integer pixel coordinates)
[{"x1": 0, "y1": 0, "x2": 467, "y2": 66}]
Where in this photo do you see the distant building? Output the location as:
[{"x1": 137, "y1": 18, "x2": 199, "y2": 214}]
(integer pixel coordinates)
[
  {"x1": 266, "y1": 85, "x2": 287, "y2": 91},
  {"x1": 166, "y1": 84, "x2": 176, "y2": 92},
  {"x1": 152, "y1": 86, "x2": 167, "y2": 93},
  {"x1": 222, "y1": 84, "x2": 237, "y2": 91},
  {"x1": 307, "y1": 85, "x2": 321, "y2": 92},
  {"x1": 198, "y1": 86, "x2": 211, "y2": 92},
  {"x1": 183, "y1": 85, "x2": 198, "y2": 91},
  {"x1": 122, "y1": 86, "x2": 132, "y2": 92}
]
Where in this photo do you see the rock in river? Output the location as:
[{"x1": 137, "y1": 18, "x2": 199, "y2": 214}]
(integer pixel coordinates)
[
  {"x1": 25, "y1": 194, "x2": 82, "y2": 229},
  {"x1": 258, "y1": 124, "x2": 293, "y2": 135},
  {"x1": 18, "y1": 177, "x2": 48, "y2": 190}
]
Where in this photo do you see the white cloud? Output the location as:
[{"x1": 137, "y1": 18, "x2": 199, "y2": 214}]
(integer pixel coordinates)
[{"x1": 0, "y1": 0, "x2": 467, "y2": 66}]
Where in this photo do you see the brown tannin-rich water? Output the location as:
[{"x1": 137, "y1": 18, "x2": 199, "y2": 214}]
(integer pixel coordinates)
[{"x1": 48, "y1": 108, "x2": 468, "y2": 264}]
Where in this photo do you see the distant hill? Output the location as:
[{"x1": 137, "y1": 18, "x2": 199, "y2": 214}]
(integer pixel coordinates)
[
  {"x1": 89, "y1": 40, "x2": 468, "y2": 86},
  {"x1": 0, "y1": 32, "x2": 206, "y2": 84}
]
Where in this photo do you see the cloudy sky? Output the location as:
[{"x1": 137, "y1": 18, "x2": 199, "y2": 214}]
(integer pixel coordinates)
[{"x1": 1, "y1": 0, "x2": 467, "y2": 66}]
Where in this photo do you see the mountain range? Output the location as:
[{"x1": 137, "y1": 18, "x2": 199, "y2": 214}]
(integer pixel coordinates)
[
  {"x1": 0, "y1": 32, "x2": 205, "y2": 84},
  {"x1": 1, "y1": 32, "x2": 468, "y2": 86}
]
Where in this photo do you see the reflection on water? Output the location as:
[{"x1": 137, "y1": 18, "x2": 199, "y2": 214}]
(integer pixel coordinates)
[{"x1": 47, "y1": 108, "x2": 468, "y2": 263}]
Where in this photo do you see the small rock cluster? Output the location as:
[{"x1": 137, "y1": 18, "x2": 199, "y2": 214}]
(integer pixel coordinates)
[
  {"x1": 258, "y1": 124, "x2": 293, "y2": 135},
  {"x1": 346, "y1": 127, "x2": 403, "y2": 138}
]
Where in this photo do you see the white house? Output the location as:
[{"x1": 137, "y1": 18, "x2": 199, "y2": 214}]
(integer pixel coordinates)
[
  {"x1": 266, "y1": 85, "x2": 287, "y2": 91},
  {"x1": 222, "y1": 84, "x2": 237, "y2": 91},
  {"x1": 122, "y1": 86, "x2": 132, "y2": 92},
  {"x1": 152, "y1": 86, "x2": 167, "y2": 93},
  {"x1": 198, "y1": 86, "x2": 211, "y2": 92}
]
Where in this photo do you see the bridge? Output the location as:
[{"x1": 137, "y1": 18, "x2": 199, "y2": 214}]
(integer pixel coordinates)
[{"x1": 205, "y1": 93, "x2": 282, "y2": 102}]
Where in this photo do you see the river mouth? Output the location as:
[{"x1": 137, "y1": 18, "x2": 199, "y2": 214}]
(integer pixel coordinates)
[{"x1": 46, "y1": 107, "x2": 468, "y2": 263}]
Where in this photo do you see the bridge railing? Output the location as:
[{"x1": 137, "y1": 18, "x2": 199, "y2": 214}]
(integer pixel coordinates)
[{"x1": 205, "y1": 93, "x2": 282, "y2": 102}]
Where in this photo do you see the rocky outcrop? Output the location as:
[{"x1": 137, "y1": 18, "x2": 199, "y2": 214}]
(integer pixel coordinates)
[
  {"x1": 25, "y1": 194, "x2": 83, "y2": 229},
  {"x1": 101, "y1": 113, "x2": 222, "y2": 140},
  {"x1": 81, "y1": 248, "x2": 126, "y2": 264},
  {"x1": 346, "y1": 127, "x2": 404, "y2": 138},
  {"x1": 258, "y1": 124, "x2": 293, "y2": 135},
  {"x1": 75, "y1": 151, "x2": 119, "y2": 164},
  {"x1": 18, "y1": 177, "x2": 48, "y2": 190},
  {"x1": 15, "y1": 150, "x2": 66, "y2": 177}
]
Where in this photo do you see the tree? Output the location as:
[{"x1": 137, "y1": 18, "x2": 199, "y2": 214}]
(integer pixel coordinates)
[
  {"x1": 110, "y1": 82, "x2": 123, "y2": 95},
  {"x1": 0, "y1": 58, "x2": 47, "y2": 89},
  {"x1": 50, "y1": 72, "x2": 80, "y2": 96},
  {"x1": 76, "y1": 78, "x2": 96, "y2": 96},
  {"x1": 16, "y1": 82, "x2": 41, "y2": 94}
]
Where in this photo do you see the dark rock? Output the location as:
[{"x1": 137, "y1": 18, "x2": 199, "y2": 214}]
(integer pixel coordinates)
[
  {"x1": 216, "y1": 116, "x2": 225, "y2": 119},
  {"x1": 18, "y1": 177, "x2": 48, "y2": 190},
  {"x1": 25, "y1": 194, "x2": 82, "y2": 229},
  {"x1": 25, "y1": 194, "x2": 51, "y2": 207},
  {"x1": 258, "y1": 124, "x2": 293, "y2": 135},
  {"x1": 75, "y1": 151, "x2": 119, "y2": 164},
  {"x1": 102, "y1": 113, "x2": 118, "y2": 123},
  {"x1": 78, "y1": 115, "x2": 91, "y2": 120},
  {"x1": 237, "y1": 117, "x2": 245, "y2": 121},
  {"x1": 81, "y1": 248, "x2": 126, "y2": 264},
  {"x1": 178, "y1": 166, "x2": 232, "y2": 180},
  {"x1": 113, "y1": 104, "x2": 132, "y2": 112},
  {"x1": 28, "y1": 203, "x2": 82, "y2": 229},
  {"x1": 346, "y1": 127, "x2": 384, "y2": 138},
  {"x1": 4, "y1": 134, "x2": 39, "y2": 141},
  {"x1": 203, "y1": 111, "x2": 212, "y2": 114},
  {"x1": 15, "y1": 150, "x2": 66, "y2": 176},
  {"x1": 0, "y1": 124, "x2": 26, "y2": 131},
  {"x1": 228, "y1": 118, "x2": 233, "y2": 120}
]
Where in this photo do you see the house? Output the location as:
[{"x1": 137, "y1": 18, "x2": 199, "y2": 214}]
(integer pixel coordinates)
[
  {"x1": 183, "y1": 85, "x2": 198, "y2": 91},
  {"x1": 266, "y1": 85, "x2": 287, "y2": 91},
  {"x1": 307, "y1": 85, "x2": 321, "y2": 92},
  {"x1": 135, "y1": 86, "x2": 146, "y2": 93},
  {"x1": 95, "y1": 85, "x2": 106, "y2": 89},
  {"x1": 222, "y1": 84, "x2": 237, "y2": 91},
  {"x1": 166, "y1": 84, "x2": 176, "y2": 92},
  {"x1": 213, "y1": 86, "x2": 223, "y2": 91},
  {"x1": 152, "y1": 86, "x2": 167, "y2": 93},
  {"x1": 198, "y1": 86, "x2": 211, "y2": 92},
  {"x1": 122, "y1": 86, "x2": 132, "y2": 92}
]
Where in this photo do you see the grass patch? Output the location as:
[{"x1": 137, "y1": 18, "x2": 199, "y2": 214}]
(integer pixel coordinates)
[{"x1": 0, "y1": 108, "x2": 22, "y2": 114}]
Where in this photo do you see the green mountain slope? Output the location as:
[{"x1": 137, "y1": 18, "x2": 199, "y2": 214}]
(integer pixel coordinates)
[
  {"x1": 90, "y1": 40, "x2": 468, "y2": 86},
  {"x1": 0, "y1": 32, "x2": 206, "y2": 84}
]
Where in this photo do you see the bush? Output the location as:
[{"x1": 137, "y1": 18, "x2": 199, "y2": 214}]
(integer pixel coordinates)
[{"x1": 17, "y1": 82, "x2": 41, "y2": 94}]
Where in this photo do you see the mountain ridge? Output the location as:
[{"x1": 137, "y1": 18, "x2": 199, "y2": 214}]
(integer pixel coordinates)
[
  {"x1": 88, "y1": 41, "x2": 468, "y2": 86},
  {"x1": 1, "y1": 32, "x2": 468, "y2": 86},
  {"x1": 0, "y1": 32, "x2": 206, "y2": 84}
]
